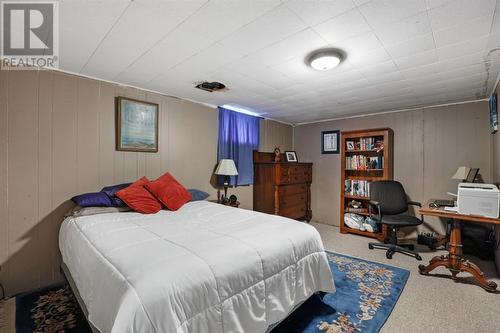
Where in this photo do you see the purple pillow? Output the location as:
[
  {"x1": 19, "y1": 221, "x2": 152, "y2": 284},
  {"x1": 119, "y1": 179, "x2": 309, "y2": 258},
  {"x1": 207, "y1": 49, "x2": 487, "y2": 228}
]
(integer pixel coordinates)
[
  {"x1": 188, "y1": 189, "x2": 210, "y2": 201},
  {"x1": 71, "y1": 192, "x2": 112, "y2": 207},
  {"x1": 101, "y1": 182, "x2": 132, "y2": 207}
]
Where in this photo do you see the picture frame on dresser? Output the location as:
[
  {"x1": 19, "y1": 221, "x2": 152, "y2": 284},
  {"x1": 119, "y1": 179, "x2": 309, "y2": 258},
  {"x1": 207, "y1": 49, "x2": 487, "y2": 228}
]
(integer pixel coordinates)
[
  {"x1": 285, "y1": 151, "x2": 298, "y2": 162},
  {"x1": 321, "y1": 130, "x2": 340, "y2": 154}
]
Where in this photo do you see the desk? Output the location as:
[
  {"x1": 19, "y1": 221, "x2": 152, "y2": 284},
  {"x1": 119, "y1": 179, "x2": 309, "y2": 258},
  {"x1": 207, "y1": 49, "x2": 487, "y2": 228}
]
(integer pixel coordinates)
[{"x1": 418, "y1": 200, "x2": 499, "y2": 292}]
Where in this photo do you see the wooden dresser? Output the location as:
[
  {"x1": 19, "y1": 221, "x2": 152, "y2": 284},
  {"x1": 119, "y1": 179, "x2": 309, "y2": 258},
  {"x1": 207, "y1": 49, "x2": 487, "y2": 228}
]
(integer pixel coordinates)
[{"x1": 253, "y1": 151, "x2": 312, "y2": 221}]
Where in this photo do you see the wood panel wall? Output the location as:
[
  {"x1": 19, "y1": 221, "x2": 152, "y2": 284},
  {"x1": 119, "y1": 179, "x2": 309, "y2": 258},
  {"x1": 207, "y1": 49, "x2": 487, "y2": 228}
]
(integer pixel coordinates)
[
  {"x1": 0, "y1": 69, "x2": 293, "y2": 296},
  {"x1": 294, "y1": 101, "x2": 492, "y2": 236}
]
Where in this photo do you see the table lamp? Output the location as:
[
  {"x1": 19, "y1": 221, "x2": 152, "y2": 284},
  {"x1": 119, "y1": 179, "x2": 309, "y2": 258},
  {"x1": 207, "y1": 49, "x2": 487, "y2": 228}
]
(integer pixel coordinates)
[
  {"x1": 452, "y1": 166, "x2": 470, "y2": 182},
  {"x1": 215, "y1": 159, "x2": 238, "y2": 202}
]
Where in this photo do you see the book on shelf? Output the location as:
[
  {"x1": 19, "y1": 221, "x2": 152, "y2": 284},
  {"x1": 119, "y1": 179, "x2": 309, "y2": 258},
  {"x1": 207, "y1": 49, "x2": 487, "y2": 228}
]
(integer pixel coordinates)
[
  {"x1": 345, "y1": 179, "x2": 370, "y2": 197},
  {"x1": 359, "y1": 137, "x2": 374, "y2": 150},
  {"x1": 345, "y1": 207, "x2": 368, "y2": 213},
  {"x1": 346, "y1": 155, "x2": 383, "y2": 170}
]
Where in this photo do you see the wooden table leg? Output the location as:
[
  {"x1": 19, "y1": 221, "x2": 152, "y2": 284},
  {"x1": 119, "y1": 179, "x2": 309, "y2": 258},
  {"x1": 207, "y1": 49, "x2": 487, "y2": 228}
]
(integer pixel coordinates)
[{"x1": 418, "y1": 220, "x2": 497, "y2": 292}]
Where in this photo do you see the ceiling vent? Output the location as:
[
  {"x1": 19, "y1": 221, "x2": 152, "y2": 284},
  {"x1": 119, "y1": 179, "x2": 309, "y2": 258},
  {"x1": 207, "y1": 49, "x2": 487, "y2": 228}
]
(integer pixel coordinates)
[{"x1": 195, "y1": 81, "x2": 226, "y2": 92}]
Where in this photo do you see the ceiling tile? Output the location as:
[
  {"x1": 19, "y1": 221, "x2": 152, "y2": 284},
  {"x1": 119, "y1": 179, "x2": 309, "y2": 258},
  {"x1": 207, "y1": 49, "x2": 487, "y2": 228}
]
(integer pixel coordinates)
[
  {"x1": 358, "y1": 60, "x2": 399, "y2": 77},
  {"x1": 428, "y1": 0, "x2": 496, "y2": 31},
  {"x1": 374, "y1": 12, "x2": 431, "y2": 45},
  {"x1": 217, "y1": 4, "x2": 307, "y2": 56},
  {"x1": 394, "y1": 49, "x2": 438, "y2": 70},
  {"x1": 115, "y1": 0, "x2": 279, "y2": 86},
  {"x1": 81, "y1": 0, "x2": 207, "y2": 79},
  {"x1": 433, "y1": 15, "x2": 493, "y2": 48},
  {"x1": 59, "y1": 0, "x2": 130, "y2": 71},
  {"x1": 313, "y1": 9, "x2": 371, "y2": 44},
  {"x1": 244, "y1": 67, "x2": 297, "y2": 89},
  {"x1": 436, "y1": 35, "x2": 490, "y2": 61},
  {"x1": 348, "y1": 47, "x2": 391, "y2": 67},
  {"x1": 335, "y1": 32, "x2": 383, "y2": 56},
  {"x1": 353, "y1": 0, "x2": 372, "y2": 5},
  {"x1": 242, "y1": 29, "x2": 327, "y2": 68},
  {"x1": 385, "y1": 33, "x2": 436, "y2": 58},
  {"x1": 358, "y1": 0, "x2": 427, "y2": 27},
  {"x1": 284, "y1": 0, "x2": 356, "y2": 26}
]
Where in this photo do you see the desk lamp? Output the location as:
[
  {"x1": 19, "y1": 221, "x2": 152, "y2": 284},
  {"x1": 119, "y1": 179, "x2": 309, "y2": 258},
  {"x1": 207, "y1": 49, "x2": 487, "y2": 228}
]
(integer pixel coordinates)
[
  {"x1": 452, "y1": 166, "x2": 470, "y2": 182},
  {"x1": 215, "y1": 159, "x2": 238, "y2": 202}
]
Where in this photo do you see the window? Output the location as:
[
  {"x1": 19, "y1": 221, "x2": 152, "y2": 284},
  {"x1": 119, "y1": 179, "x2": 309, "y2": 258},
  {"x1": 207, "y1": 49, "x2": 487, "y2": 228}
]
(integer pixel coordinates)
[{"x1": 217, "y1": 107, "x2": 260, "y2": 186}]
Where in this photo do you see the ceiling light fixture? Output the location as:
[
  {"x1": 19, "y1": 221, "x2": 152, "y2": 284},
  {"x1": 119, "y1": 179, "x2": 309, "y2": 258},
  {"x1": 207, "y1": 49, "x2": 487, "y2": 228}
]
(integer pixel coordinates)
[
  {"x1": 220, "y1": 104, "x2": 262, "y2": 117},
  {"x1": 307, "y1": 49, "x2": 343, "y2": 71}
]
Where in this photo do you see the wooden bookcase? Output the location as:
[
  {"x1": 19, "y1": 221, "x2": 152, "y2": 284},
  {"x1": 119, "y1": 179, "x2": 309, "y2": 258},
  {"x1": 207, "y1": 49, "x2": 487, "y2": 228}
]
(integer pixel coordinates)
[{"x1": 340, "y1": 128, "x2": 394, "y2": 241}]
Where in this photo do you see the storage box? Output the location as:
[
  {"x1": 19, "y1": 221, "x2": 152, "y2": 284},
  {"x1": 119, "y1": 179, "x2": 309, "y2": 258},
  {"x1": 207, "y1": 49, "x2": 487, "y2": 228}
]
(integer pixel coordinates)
[{"x1": 457, "y1": 183, "x2": 500, "y2": 218}]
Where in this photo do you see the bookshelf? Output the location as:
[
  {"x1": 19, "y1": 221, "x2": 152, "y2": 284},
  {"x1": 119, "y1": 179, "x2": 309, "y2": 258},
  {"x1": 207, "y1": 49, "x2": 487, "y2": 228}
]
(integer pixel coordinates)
[{"x1": 340, "y1": 128, "x2": 394, "y2": 241}]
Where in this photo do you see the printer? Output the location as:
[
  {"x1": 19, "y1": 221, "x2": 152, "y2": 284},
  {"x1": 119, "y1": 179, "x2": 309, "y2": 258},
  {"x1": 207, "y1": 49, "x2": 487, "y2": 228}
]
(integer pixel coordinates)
[{"x1": 457, "y1": 183, "x2": 500, "y2": 218}]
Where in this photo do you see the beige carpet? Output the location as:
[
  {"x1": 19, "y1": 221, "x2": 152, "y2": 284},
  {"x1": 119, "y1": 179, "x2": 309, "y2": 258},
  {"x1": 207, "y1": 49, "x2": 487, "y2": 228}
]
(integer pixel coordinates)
[
  {"x1": 312, "y1": 222, "x2": 500, "y2": 333},
  {"x1": 0, "y1": 299, "x2": 15, "y2": 333}
]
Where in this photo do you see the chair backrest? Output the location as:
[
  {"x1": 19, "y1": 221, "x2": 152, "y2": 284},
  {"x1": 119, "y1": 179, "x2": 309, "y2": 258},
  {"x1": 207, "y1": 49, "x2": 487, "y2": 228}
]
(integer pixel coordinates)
[{"x1": 370, "y1": 180, "x2": 408, "y2": 215}]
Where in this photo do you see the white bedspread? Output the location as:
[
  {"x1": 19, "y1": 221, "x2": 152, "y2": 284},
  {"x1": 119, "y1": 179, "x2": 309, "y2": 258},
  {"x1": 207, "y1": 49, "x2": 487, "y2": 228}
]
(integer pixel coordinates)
[{"x1": 59, "y1": 201, "x2": 335, "y2": 333}]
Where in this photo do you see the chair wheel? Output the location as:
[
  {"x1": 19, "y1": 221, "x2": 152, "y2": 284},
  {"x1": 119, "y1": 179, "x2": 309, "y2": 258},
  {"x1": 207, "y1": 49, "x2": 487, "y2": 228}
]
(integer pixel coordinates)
[
  {"x1": 386, "y1": 251, "x2": 393, "y2": 259},
  {"x1": 416, "y1": 255, "x2": 422, "y2": 261},
  {"x1": 368, "y1": 244, "x2": 374, "y2": 250}
]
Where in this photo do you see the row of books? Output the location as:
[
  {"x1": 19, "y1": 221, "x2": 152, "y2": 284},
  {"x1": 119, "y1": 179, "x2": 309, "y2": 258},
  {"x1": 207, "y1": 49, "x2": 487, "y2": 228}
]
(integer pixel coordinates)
[
  {"x1": 358, "y1": 137, "x2": 376, "y2": 150},
  {"x1": 345, "y1": 180, "x2": 370, "y2": 197},
  {"x1": 346, "y1": 155, "x2": 384, "y2": 170}
]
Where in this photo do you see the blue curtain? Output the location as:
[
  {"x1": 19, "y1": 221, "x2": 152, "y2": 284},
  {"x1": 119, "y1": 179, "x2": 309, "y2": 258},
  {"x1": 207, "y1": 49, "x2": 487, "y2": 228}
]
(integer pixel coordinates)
[{"x1": 217, "y1": 107, "x2": 260, "y2": 186}]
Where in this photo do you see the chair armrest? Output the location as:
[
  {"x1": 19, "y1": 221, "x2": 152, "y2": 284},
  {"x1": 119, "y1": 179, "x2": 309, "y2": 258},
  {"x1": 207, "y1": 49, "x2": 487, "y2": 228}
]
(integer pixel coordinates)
[
  {"x1": 368, "y1": 200, "x2": 382, "y2": 222},
  {"x1": 407, "y1": 201, "x2": 424, "y2": 223}
]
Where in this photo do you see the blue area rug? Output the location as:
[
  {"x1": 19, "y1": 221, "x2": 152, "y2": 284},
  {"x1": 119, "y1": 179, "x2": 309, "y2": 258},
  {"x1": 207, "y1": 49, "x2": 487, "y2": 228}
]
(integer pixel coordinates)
[
  {"x1": 6, "y1": 252, "x2": 408, "y2": 332},
  {"x1": 272, "y1": 251, "x2": 410, "y2": 333}
]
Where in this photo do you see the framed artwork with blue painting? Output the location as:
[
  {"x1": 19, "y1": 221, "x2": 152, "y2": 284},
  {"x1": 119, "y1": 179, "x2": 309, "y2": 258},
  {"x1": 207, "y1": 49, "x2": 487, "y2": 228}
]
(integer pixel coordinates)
[{"x1": 116, "y1": 97, "x2": 159, "y2": 152}]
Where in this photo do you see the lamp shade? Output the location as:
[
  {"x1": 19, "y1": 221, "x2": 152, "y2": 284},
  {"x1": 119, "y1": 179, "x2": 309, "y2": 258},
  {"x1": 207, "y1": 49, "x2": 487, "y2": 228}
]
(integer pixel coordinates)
[
  {"x1": 452, "y1": 166, "x2": 470, "y2": 180},
  {"x1": 215, "y1": 159, "x2": 238, "y2": 176}
]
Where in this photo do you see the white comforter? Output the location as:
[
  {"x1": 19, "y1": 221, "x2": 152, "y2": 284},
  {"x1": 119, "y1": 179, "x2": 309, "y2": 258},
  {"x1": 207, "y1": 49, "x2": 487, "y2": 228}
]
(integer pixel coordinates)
[{"x1": 59, "y1": 201, "x2": 335, "y2": 333}]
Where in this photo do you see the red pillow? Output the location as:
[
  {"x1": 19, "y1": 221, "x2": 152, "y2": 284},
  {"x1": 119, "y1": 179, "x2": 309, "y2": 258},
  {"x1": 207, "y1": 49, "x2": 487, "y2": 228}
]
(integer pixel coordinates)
[
  {"x1": 145, "y1": 172, "x2": 192, "y2": 211},
  {"x1": 116, "y1": 177, "x2": 162, "y2": 214}
]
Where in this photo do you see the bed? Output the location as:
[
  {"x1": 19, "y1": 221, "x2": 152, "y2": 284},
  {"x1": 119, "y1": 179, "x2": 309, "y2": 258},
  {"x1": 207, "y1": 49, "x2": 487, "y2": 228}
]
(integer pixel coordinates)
[{"x1": 59, "y1": 201, "x2": 335, "y2": 333}]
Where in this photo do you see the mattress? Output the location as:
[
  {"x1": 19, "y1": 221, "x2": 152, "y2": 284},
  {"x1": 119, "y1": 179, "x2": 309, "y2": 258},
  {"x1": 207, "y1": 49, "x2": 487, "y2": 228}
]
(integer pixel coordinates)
[{"x1": 59, "y1": 201, "x2": 335, "y2": 333}]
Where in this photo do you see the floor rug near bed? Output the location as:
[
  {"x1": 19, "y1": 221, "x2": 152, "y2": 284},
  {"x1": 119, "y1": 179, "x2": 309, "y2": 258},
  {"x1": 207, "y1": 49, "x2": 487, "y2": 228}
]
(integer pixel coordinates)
[
  {"x1": 272, "y1": 252, "x2": 410, "y2": 333},
  {"x1": 0, "y1": 252, "x2": 408, "y2": 333}
]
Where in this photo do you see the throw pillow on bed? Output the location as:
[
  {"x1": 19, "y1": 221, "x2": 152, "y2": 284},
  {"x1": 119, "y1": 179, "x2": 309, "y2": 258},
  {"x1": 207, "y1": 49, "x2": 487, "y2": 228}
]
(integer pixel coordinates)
[
  {"x1": 116, "y1": 177, "x2": 162, "y2": 214},
  {"x1": 188, "y1": 189, "x2": 210, "y2": 201},
  {"x1": 100, "y1": 182, "x2": 132, "y2": 207},
  {"x1": 71, "y1": 192, "x2": 113, "y2": 207},
  {"x1": 145, "y1": 172, "x2": 192, "y2": 211}
]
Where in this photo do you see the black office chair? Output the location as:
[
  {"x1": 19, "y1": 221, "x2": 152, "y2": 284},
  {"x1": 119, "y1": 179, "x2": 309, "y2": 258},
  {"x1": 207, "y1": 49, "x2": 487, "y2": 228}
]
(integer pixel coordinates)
[{"x1": 368, "y1": 180, "x2": 423, "y2": 261}]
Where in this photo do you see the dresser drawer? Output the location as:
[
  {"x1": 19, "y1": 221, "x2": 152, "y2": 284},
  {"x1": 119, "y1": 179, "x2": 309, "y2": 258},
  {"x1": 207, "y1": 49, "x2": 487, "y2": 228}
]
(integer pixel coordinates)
[
  {"x1": 280, "y1": 203, "x2": 307, "y2": 220},
  {"x1": 279, "y1": 165, "x2": 312, "y2": 184},
  {"x1": 278, "y1": 184, "x2": 307, "y2": 196},
  {"x1": 280, "y1": 192, "x2": 307, "y2": 209}
]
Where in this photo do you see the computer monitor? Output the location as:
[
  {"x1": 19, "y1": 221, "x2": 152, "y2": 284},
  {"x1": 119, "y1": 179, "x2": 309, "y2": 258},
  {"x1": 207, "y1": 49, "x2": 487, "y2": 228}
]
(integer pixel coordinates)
[{"x1": 466, "y1": 168, "x2": 479, "y2": 183}]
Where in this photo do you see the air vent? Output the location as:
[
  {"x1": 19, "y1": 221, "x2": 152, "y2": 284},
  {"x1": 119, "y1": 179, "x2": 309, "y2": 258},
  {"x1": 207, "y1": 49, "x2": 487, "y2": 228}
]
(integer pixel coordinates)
[{"x1": 195, "y1": 81, "x2": 226, "y2": 92}]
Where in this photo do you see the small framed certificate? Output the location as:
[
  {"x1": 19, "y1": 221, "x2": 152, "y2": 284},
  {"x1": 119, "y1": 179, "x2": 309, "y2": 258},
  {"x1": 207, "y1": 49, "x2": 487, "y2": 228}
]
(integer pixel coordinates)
[{"x1": 322, "y1": 130, "x2": 340, "y2": 154}]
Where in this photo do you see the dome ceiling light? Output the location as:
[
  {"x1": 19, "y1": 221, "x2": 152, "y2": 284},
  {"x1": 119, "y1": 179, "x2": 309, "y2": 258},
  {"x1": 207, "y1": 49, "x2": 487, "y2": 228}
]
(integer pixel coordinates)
[{"x1": 306, "y1": 49, "x2": 344, "y2": 71}]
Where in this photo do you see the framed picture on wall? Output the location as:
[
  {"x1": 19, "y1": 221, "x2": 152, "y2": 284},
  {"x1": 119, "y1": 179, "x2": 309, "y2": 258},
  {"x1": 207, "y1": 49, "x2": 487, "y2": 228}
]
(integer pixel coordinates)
[
  {"x1": 116, "y1": 97, "x2": 159, "y2": 152},
  {"x1": 490, "y1": 93, "x2": 498, "y2": 134},
  {"x1": 321, "y1": 130, "x2": 340, "y2": 154}
]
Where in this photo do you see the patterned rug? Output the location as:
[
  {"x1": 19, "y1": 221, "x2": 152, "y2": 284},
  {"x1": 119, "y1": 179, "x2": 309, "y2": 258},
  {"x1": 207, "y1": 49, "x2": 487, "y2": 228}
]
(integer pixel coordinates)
[
  {"x1": 272, "y1": 252, "x2": 410, "y2": 332},
  {"x1": 0, "y1": 252, "x2": 409, "y2": 333}
]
